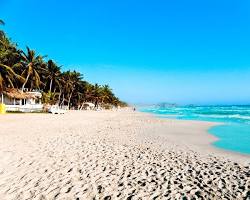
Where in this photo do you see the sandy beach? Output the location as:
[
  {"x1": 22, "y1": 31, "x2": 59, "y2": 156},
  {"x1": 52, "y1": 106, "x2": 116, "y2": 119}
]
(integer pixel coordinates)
[{"x1": 0, "y1": 110, "x2": 249, "y2": 200}]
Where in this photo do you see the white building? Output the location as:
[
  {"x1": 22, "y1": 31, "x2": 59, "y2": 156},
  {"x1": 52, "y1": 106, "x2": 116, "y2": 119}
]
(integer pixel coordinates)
[{"x1": 1, "y1": 88, "x2": 43, "y2": 112}]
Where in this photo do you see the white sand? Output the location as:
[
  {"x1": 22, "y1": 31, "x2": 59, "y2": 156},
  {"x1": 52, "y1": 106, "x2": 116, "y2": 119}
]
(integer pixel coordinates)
[{"x1": 0, "y1": 110, "x2": 249, "y2": 199}]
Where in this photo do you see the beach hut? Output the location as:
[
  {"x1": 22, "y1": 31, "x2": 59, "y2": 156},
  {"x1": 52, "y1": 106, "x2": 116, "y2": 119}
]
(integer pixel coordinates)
[{"x1": 2, "y1": 88, "x2": 43, "y2": 112}]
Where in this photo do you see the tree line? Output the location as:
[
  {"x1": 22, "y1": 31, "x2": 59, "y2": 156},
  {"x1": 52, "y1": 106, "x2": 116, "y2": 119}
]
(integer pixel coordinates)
[{"x1": 0, "y1": 20, "x2": 127, "y2": 109}]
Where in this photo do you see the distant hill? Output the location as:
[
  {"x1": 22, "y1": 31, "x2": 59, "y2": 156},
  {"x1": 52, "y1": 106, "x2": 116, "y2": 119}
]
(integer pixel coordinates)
[{"x1": 156, "y1": 103, "x2": 178, "y2": 108}]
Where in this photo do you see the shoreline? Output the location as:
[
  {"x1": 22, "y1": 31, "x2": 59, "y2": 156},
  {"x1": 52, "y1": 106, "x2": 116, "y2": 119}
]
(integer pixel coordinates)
[
  {"x1": 141, "y1": 110, "x2": 250, "y2": 161},
  {"x1": 136, "y1": 111, "x2": 250, "y2": 163},
  {"x1": 0, "y1": 109, "x2": 249, "y2": 199}
]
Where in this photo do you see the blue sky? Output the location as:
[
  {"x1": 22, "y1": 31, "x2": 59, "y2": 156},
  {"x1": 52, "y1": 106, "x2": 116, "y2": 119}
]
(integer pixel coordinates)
[{"x1": 1, "y1": 0, "x2": 250, "y2": 104}]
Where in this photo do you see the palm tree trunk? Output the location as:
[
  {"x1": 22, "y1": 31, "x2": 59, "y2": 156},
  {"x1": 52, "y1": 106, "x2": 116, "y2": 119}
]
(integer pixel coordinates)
[
  {"x1": 49, "y1": 79, "x2": 53, "y2": 93},
  {"x1": 1, "y1": 93, "x2": 3, "y2": 104},
  {"x1": 21, "y1": 73, "x2": 30, "y2": 92},
  {"x1": 60, "y1": 93, "x2": 65, "y2": 107},
  {"x1": 80, "y1": 102, "x2": 85, "y2": 110},
  {"x1": 68, "y1": 91, "x2": 73, "y2": 109},
  {"x1": 94, "y1": 99, "x2": 98, "y2": 109},
  {"x1": 58, "y1": 88, "x2": 62, "y2": 105},
  {"x1": 30, "y1": 81, "x2": 33, "y2": 91}
]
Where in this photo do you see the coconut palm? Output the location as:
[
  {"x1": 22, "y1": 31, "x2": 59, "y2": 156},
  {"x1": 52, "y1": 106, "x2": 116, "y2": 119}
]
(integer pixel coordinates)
[
  {"x1": 46, "y1": 59, "x2": 61, "y2": 93},
  {"x1": 90, "y1": 84, "x2": 102, "y2": 108},
  {"x1": 77, "y1": 80, "x2": 93, "y2": 109},
  {"x1": 60, "y1": 70, "x2": 82, "y2": 108},
  {"x1": 19, "y1": 47, "x2": 46, "y2": 91},
  {"x1": 100, "y1": 84, "x2": 114, "y2": 104}
]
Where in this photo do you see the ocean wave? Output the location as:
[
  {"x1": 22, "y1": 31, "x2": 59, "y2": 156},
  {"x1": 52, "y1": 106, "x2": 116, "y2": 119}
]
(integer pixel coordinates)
[
  {"x1": 141, "y1": 105, "x2": 250, "y2": 124},
  {"x1": 195, "y1": 114, "x2": 250, "y2": 120}
]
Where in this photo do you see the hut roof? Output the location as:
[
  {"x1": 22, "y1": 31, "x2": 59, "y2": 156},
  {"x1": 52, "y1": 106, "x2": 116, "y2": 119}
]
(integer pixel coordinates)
[{"x1": 3, "y1": 88, "x2": 37, "y2": 99}]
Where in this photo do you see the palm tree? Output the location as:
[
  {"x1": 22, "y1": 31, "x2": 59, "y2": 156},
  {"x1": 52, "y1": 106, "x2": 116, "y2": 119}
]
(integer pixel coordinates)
[
  {"x1": 19, "y1": 47, "x2": 46, "y2": 91},
  {"x1": 75, "y1": 80, "x2": 89, "y2": 109},
  {"x1": 41, "y1": 60, "x2": 62, "y2": 105},
  {"x1": 100, "y1": 84, "x2": 114, "y2": 104},
  {"x1": 91, "y1": 84, "x2": 102, "y2": 108},
  {"x1": 60, "y1": 70, "x2": 82, "y2": 108},
  {"x1": 46, "y1": 60, "x2": 61, "y2": 93}
]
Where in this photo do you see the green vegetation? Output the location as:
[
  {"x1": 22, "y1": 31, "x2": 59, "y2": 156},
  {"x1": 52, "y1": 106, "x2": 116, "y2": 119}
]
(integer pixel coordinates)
[{"x1": 0, "y1": 20, "x2": 127, "y2": 109}]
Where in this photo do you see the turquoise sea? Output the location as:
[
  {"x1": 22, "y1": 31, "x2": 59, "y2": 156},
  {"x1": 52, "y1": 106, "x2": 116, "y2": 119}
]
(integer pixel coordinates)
[{"x1": 140, "y1": 105, "x2": 250, "y2": 155}]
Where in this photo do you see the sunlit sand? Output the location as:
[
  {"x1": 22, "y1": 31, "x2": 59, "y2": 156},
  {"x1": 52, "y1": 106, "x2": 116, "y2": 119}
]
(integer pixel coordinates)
[{"x1": 0, "y1": 110, "x2": 249, "y2": 199}]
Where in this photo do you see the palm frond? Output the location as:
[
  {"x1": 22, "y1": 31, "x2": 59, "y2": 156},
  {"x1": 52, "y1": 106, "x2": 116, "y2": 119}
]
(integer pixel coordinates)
[{"x1": 0, "y1": 64, "x2": 16, "y2": 75}]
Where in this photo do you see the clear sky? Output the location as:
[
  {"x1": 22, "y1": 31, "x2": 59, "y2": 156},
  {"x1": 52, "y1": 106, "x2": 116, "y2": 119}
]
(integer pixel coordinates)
[{"x1": 1, "y1": 0, "x2": 250, "y2": 105}]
